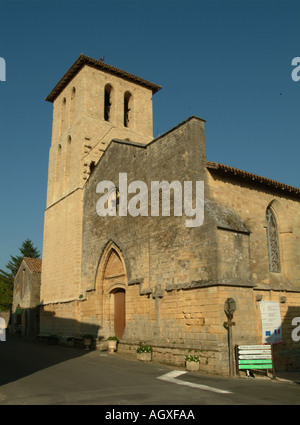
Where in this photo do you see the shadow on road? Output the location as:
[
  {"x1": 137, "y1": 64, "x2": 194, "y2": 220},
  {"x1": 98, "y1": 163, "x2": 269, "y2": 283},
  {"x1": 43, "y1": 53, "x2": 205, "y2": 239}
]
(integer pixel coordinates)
[
  {"x1": 272, "y1": 305, "x2": 300, "y2": 372},
  {"x1": 0, "y1": 315, "x2": 101, "y2": 387}
]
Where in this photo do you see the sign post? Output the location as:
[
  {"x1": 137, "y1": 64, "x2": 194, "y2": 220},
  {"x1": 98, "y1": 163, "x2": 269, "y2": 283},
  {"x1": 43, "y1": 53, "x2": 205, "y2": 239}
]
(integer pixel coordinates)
[
  {"x1": 224, "y1": 298, "x2": 236, "y2": 377},
  {"x1": 235, "y1": 344, "x2": 275, "y2": 379}
]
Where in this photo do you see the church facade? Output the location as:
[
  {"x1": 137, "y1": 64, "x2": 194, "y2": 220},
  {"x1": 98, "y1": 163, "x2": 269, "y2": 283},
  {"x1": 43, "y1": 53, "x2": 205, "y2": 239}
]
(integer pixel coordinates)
[{"x1": 40, "y1": 54, "x2": 300, "y2": 374}]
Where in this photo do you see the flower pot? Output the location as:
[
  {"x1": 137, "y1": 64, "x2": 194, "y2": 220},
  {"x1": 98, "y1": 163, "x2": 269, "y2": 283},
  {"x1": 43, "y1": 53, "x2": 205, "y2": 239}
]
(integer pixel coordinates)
[
  {"x1": 137, "y1": 352, "x2": 152, "y2": 362},
  {"x1": 108, "y1": 339, "x2": 118, "y2": 354},
  {"x1": 186, "y1": 361, "x2": 200, "y2": 372}
]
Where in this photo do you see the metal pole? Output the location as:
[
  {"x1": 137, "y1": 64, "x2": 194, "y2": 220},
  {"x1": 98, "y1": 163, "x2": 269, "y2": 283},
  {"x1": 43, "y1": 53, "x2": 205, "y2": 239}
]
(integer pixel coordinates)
[
  {"x1": 224, "y1": 298, "x2": 236, "y2": 377},
  {"x1": 228, "y1": 323, "x2": 234, "y2": 377}
]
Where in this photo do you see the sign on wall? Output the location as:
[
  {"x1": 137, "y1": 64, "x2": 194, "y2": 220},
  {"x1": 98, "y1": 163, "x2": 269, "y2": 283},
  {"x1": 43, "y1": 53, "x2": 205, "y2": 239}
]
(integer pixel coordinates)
[{"x1": 259, "y1": 301, "x2": 282, "y2": 344}]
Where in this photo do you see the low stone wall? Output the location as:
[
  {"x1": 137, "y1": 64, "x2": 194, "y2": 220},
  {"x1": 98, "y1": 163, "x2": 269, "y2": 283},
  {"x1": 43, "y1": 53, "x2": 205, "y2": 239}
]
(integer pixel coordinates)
[
  {"x1": 118, "y1": 341, "x2": 229, "y2": 375},
  {"x1": 273, "y1": 347, "x2": 300, "y2": 371}
]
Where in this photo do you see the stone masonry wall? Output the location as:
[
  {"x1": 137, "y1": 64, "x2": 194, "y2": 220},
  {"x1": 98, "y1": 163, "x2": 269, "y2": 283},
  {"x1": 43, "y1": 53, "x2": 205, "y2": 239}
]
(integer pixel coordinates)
[{"x1": 41, "y1": 63, "x2": 156, "y2": 320}]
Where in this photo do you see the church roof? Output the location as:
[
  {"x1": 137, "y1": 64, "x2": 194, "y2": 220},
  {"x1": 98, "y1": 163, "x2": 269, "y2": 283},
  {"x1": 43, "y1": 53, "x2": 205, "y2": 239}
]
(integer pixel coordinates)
[
  {"x1": 206, "y1": 161, "x2": 300, "y2": 198},
  {"x1": 45, "y1": 53, "x2": 162, "y2": 103}
]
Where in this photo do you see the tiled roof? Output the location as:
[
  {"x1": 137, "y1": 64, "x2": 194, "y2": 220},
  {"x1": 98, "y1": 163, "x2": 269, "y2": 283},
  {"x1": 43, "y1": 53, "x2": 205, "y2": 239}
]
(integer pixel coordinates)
[
  {"x1": 206, "y1": 161, "x2": 300, "y2": 197},
  {"x1": 23, "y1": 257, "x2": 42, "y2": 273},
  {"x1": 45, "y1": 53, "x2": 162, "y2": 103}
]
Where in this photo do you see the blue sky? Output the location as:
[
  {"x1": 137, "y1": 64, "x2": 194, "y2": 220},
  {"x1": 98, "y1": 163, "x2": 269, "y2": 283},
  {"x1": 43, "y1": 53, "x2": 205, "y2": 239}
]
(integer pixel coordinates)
[{"x1": 0, "y1": 0, "x2": 299, "y2": 270}]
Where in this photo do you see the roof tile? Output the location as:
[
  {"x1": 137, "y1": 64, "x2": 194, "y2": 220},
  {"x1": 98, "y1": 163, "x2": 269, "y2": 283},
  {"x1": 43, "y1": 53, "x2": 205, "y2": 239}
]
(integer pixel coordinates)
[{"x1": 23, "y1": 257, "x2": 42, "y2": 273}]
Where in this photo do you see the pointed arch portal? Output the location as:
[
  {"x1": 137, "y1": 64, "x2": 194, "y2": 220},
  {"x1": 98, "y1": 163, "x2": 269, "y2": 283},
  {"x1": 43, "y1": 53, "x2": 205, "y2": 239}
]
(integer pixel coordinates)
[{"x1": 96, "y1": 242, "x2": 127, "y2": 339}]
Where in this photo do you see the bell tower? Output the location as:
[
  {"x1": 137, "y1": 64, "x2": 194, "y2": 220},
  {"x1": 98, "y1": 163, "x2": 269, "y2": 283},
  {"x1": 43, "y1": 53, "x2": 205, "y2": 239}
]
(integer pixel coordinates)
[{"x1": 41, "y1": 54, "x2": 161, "y2": 307}]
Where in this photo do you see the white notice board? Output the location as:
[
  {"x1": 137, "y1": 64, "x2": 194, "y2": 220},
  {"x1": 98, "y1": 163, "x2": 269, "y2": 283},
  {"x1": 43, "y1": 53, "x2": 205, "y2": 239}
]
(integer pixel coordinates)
[{"x1": 259, "y1": 301, "x2": 282, "y2": 344}]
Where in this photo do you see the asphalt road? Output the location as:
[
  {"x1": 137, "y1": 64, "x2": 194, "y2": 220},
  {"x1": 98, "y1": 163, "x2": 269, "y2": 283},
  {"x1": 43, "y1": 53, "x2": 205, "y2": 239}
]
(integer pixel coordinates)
[{"x1": 0, "y1": 337, "x2": 300, "y2": 407}]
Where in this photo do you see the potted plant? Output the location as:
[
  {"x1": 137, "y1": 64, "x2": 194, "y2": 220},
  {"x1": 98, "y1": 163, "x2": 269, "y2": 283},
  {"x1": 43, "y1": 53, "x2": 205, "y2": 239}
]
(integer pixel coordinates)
[
  {"x1": 83, "y1": 334, "x2": 93, "y2": 350},
  {"x1": 66, "y1": 337, "x2": 75, "y2": 347},
  {"x1": 107, "y1": 336, "x2": 119, "y2": 353},
  {"x1": 185, "y1": 355, "x2": 200, "y2": 372},
  {"x1": 47, "y1": 335, "x2": 59, "y2": 345},
  {"x1": 137, "y1": 345, "x2": 153, "y2": 362}
]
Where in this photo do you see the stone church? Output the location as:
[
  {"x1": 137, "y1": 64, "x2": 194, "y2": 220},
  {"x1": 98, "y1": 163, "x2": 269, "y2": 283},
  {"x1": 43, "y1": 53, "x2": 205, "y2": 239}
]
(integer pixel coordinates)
[{"x1": 40, "y1": 54, "x2": 300, "y2": 374}]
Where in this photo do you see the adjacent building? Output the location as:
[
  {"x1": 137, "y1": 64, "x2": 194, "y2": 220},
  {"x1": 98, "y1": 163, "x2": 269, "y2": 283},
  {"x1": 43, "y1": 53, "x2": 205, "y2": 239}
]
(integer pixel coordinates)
[{"x1": 12, "y1": 257, "x2": 42, "y2": 338}]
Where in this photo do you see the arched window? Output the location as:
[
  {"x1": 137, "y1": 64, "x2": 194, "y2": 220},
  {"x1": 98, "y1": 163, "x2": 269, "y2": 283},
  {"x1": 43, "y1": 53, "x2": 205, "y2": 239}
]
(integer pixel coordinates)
[
  {"x1": 124, "y1": 91, "x2": 133, "y2": 128},
  {"x1": 104, "y1": 84, "x2": 113, "y2": 122},
  {"x1": 266, "y1": 206, "x2": 280, "y2": 272}
]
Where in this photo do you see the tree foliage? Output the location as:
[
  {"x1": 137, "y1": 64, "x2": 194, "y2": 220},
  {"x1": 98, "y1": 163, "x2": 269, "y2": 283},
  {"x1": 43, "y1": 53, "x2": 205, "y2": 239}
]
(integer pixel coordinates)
[{"x1": 0, "y1": 239, "x2": 40, "y2": 311}]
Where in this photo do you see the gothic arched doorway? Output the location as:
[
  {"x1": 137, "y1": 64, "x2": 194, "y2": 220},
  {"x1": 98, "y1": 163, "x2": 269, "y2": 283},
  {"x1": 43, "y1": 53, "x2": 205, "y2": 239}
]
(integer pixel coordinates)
[{"x1": 96, "y1": 243, "x2": 127, "y2": 340}]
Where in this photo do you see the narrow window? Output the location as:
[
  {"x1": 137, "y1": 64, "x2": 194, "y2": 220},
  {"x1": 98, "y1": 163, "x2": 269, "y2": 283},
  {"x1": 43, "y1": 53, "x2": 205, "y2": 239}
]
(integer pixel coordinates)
[
  {"x1": 104, "y1": 84, "x2": 112, "y2": 122},
  {"x1": 61, "y1": 97, "x2": 67, "y2": 135},
  {"x1": 266, "y1": 207, "x2": 280, "y2": 272},
  {"x1": 64, "y1": 136, "x2": 72, "y2": 188},
  {"x1": 69, "y1": 87, "x2": 76, "y2": 126},
  {"x1": 89, "y1": 161, "x2": 95, "y2": 174},
  {"x1": 124, "y1": 91, "x2": 133, "y2": 128},
  {"x1": 55, "y1": 144, "x2": 62, "y2": 197}
]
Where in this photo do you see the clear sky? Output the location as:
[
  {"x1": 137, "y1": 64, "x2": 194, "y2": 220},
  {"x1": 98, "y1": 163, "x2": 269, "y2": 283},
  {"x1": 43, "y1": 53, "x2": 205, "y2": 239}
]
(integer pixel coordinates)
[{"x1": 0, "y1": 0, "x2": 299, "y2": 271}]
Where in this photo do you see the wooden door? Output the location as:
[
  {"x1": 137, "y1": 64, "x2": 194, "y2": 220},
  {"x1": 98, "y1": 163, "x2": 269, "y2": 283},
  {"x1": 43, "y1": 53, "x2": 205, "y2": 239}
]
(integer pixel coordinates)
[{"x1": 114, "y1": 289, "x2": 125, "y2": 339}]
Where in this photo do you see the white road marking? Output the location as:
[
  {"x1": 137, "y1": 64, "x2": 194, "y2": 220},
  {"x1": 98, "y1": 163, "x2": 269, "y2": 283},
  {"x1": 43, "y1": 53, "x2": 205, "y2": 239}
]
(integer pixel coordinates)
[{"x1": 157, "y1": 370, "x2": 233, "y2": 394}]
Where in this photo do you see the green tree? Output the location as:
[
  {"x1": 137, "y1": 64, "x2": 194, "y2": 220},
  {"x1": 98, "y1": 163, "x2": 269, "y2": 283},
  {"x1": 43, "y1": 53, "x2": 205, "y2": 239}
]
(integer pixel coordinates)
[
  {"x1": 0, "y1": 239, "x2": 40, "y2": 311},
  {"x1": 0, "y1": 272, "x2": 14, "y2": 311}
]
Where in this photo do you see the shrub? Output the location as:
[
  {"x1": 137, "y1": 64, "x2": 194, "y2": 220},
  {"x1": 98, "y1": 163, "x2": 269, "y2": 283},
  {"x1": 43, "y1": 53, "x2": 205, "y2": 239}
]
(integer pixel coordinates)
[
  {"x1": 137, "y1": 345, "x2": 153, "y2": 354},
  {"x1": 83, "y1": 334, "x2": 93, "y2": 339},
  {"x1": 185, "y1": 355, "x2": 200, "y2": 363},
  {"x1": 107, "y1": 336, "x2": 119, "y2": 341}
]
